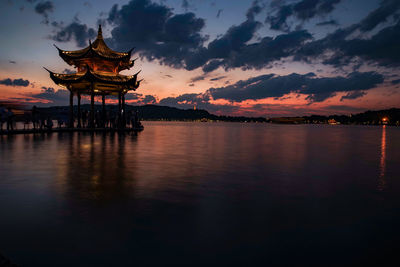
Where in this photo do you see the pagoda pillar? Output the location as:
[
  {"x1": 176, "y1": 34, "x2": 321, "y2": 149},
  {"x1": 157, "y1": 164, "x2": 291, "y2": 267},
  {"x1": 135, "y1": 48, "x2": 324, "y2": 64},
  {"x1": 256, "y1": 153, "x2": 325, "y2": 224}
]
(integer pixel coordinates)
[
  {"x1": 102, "y1": 94, "x2": 106, "y2": 128},
  {"x1": 90, "y1": 84, "x2": 95, "y2": 128},
  {"x1": 118, "y1": 92, "x2": 122, "y2": 128},
  {"x1": 69, "y1": 90, "x2": 74, "y2": 128},
  {"x1": 122, "y1": 93, "x2": 126, "y2": 128},
  {"x1": 77, "y1": 93, "x2": 81, "y2": 128}
]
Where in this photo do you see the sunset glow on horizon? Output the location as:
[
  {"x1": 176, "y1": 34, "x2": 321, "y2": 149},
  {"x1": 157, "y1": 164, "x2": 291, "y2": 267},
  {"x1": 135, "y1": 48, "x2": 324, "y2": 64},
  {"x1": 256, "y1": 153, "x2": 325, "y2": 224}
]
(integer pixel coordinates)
[{"x1": 1, "y1": 0, "x2": 399, "y2": 117}]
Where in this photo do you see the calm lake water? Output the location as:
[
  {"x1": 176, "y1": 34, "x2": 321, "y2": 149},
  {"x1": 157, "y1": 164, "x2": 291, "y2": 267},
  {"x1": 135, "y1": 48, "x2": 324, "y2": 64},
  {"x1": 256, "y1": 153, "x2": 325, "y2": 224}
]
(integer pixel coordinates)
[{"x1": 1, "y1": 122, "x2": 400, "y2": 266}]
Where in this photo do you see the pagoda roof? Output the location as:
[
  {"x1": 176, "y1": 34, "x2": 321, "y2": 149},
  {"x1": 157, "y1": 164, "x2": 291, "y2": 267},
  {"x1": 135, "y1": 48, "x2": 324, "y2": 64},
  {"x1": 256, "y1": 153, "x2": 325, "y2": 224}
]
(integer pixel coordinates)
[
  {"x1": 55, "y1": 25, "x2": 133, "y2": 64},
  {"x1": 44, "y1": 67, "x2": 141, "y2": 89}
]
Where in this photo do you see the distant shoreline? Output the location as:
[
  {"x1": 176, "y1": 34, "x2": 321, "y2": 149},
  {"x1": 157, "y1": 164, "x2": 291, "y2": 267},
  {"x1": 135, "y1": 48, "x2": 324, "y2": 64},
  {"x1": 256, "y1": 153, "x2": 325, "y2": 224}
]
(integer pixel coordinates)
[
  {"x1": 36, "y1": 105, "x2": 400, "y2": 126},
  {"x1": 3, "y1": 104, "x2": 400, "y2": 126}
]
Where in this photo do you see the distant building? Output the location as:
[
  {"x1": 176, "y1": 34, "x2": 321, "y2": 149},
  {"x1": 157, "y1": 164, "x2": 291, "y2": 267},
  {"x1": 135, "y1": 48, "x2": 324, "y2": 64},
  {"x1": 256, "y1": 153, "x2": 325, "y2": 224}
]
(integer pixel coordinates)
[{"x1": 328, "y1": 119, "x2": 337, "y2": 125}]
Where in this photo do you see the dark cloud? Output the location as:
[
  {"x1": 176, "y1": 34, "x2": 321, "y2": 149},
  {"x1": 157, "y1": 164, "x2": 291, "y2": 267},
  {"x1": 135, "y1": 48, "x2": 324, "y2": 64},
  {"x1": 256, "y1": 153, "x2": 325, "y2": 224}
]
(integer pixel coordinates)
[
  {"x1": 159, "y1": 93, "x2": 208, "y2": 107},
  {"x1": 9, "y1": 60, "x2": 16, "y2": 64},
  {"x1": 266, "y1": 0, "x2": 342, "y2": 31},
  {"x1": 198, "y1": 19, "x2": 311, "y2": 72},
  {"x1": 209, "y1": 71, "x2": 383, "y2": 103},
  {"x1": 155, "y1": 79, "x2": 245, "y2": 113},
  {"x1": 197, "y1": 29, "x2": 311, "y2": 72},
  {"x1": 206, "y1": 19, "x2": 261, "y2": 59},
  {"x1": 30, "y1": 88, "x2": 70, "y2": 105},
  {"x1": 391, "y1": 79, "x2": 400, "y2": 84},
  {"x1": 107, "y1": 4, "x2": 119, "y2": 23},
  {"x1": 69, "y1": 0, "x2": 398, "y2": 74},
  {"x1": 54, "y1": 0, "x2": 296, "y2": 73},
  {"x1": 105, "y1": 0, "x2": 206, "y2": 69},
  {"x1": 202, "y1": 59, "x2": 224, "y2": 72},
  {"x1": 178, "y1": 16, "x2": 310, "y2": 71},
  {"x1": 359, "y1": 0, "x2": 400, "y2": 32},
  {"x1": 294, "y1": 0, "x2": 340, "y2": 20},
  {"x1": 181, "y1": 0, "x2": 189, "y2": 11},
  {"x1": 231, "y1": 30, "x2": 311, "y2": 70},
  {"x1": 104, "y1": 0, "x2": 276, "y2": 72},
  {"x1": 293, "y1": 0, "x2": 400, "y2": 68},
  {"x1": 158, "y1": 93, "x2": 238, "y2": 114},
  {"x1": 34, "y1": 1, "x2": 54, "y2": 25},
  {"x1": 51, "y1": 20, "x2": 96, "y2": 47},
  {"x1": 190, "y1": 75, "x2": 205, "y2": 83},
  {"x1": 316, "y1": 19, "x2": 338, "y2": 26},
  {"x1": 0, "y1": 78, "x2": 30, "y2": 87},
  {"x1": 267, "y1": 4, "x2": 293, "y2": 31},
  {"x1": 210, "y1": 76, "x2": 226, "y2": 81},
  {"x1": 142, "y1": 95, "x2": 157, "y2": 104},
  {"x1": 216, "y1": 9, "x2": 223, "y2": 18},
  {"x1": 296, "y1": 20, "x2": 400, "y2": 67},
  {"x1": 125, "y1": 92, "x2": 157, "y2": 105},
  {"x1": 41, "y1": 86, "x2": 55, "y2": 93},
  {"x1": 125, "y1": 92, "x2": 141, "y2": 100},
  {"x1": 246, "y1": 0, "x2": 264, "y2": 20},
  {"x1": 340, "y1": 91, "x2": 366, "y2": 101}
]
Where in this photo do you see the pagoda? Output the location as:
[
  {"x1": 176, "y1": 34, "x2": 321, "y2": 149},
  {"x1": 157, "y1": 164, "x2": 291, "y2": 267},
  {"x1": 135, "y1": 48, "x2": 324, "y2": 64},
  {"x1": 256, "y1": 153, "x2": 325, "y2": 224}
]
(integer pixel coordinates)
[{"x1": 45, "y1": 25, "x2": 141, "y2": 128}]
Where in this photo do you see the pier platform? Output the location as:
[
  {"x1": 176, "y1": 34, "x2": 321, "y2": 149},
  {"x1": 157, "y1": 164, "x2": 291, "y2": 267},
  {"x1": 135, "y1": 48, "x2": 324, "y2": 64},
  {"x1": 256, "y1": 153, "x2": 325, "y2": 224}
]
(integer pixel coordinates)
[{"x1": 0, "y1": 127, "x2": 144, "y2": 135}]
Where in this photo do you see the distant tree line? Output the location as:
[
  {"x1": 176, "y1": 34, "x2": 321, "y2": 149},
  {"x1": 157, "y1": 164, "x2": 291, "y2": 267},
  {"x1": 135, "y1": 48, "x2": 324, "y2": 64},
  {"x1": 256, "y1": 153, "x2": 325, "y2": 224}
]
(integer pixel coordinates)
[
  {"x1": 271, "y1": 108, "x2": 400, "y2": 125},
  {"x1": 302, "y1": 108, "x2": 400, "y2": 125},
  {"x1": 6, "y1": 104, "x2": 400, "y2": 125},
  {"x1": 35, "y1": 104, "x2": 268, "y2": 123}
]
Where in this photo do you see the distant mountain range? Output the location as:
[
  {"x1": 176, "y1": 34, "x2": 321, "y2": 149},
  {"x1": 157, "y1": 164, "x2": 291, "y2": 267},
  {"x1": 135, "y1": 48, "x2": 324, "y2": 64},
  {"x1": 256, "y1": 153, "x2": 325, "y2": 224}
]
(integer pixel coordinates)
[{"x1": 35, "y1": 105, "x2": 400, "y2": 125}]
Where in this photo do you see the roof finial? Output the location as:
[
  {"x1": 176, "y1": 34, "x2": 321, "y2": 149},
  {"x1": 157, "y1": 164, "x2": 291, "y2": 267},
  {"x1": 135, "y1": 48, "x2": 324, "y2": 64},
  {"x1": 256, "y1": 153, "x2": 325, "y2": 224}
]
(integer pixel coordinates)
[{"x1": 98, "y1": 25, "x2": 103, "y2": 39}]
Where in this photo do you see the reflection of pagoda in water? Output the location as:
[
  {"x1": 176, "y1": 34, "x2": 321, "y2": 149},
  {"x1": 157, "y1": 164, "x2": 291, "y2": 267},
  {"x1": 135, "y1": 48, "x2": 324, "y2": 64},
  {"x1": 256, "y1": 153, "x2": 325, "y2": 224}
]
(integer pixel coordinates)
[{"x1": 45, "y1": 25, "x2": 141, "y2": 128}]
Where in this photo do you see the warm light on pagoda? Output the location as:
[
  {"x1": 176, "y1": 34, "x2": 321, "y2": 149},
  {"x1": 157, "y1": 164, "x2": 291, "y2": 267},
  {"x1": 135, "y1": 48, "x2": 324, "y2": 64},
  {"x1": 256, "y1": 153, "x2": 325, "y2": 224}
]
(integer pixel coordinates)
[{"x1": 45, "y1": 24, "x2": 141, "y2": 129}]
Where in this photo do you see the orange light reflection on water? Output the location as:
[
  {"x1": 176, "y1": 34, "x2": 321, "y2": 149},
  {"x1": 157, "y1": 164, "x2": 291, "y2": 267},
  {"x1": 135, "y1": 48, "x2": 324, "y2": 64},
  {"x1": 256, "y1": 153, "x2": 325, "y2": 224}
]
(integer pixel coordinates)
[{"x1": 378, "y1": 125, "x2": 386, "y2": 191}]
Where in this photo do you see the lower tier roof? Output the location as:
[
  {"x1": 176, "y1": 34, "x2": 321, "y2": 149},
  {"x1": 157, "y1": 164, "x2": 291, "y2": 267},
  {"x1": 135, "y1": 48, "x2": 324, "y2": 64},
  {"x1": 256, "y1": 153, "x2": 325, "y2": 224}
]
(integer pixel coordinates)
[{"x1": 45, "y1": 68, "x2": 141, "y2": 95}]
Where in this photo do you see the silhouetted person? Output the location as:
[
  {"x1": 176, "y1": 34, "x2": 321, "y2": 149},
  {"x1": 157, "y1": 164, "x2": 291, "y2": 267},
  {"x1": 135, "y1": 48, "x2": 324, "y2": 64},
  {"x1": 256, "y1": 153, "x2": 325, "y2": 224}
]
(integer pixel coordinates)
[
  {"x1": 130, "y1": 115, "x2": 135, "y2": 128},
  {"x1": 133, "y1": 110, "x2": 140, "y2": 128},
  {"x1": 58, "y1": 118, "x2": 64, "y2": 128},
  {"x1": 126, "y1": 112, "x2": 131, "y2": 127},
  {"x1": 111, "y1": 113, "x2": 117, "y2": 129},
  {"x1": 95, "y1": 110, "x2": 101, "y2": 128},
  {"x1": 23, "y1": 112, "x2": 31, "y2": 130},
  {"x1": 46, "y1": 117, "x2": 53, "y2": 130},
  {"x1": 88, "y1": 110, "x2": 93, "y2": 128},
  {"x1": 105, "y1": 111, "x2": 111, "y2": 128},
  {"x1": 6, "y1": 109, "x2": 14, "y2": 131},
  {"x1": 40, "y1": 116, "x2": 46, "y2": 130},
  {"x1": 0, "y1": 108, "x2": 5, "y2": 131},
  {"x1": 82, "y1": 110, "x2": 87, "y2": 128},
  {"x1": 32, "y1": 105, "x2": 39, "y2": 129}
]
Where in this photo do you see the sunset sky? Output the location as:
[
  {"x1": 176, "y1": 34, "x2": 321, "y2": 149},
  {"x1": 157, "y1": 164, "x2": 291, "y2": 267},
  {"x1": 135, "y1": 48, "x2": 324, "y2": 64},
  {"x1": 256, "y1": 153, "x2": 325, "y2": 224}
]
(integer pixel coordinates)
[{"x1": 0, "y1": 0, "x2": 399, "y2": 117}]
